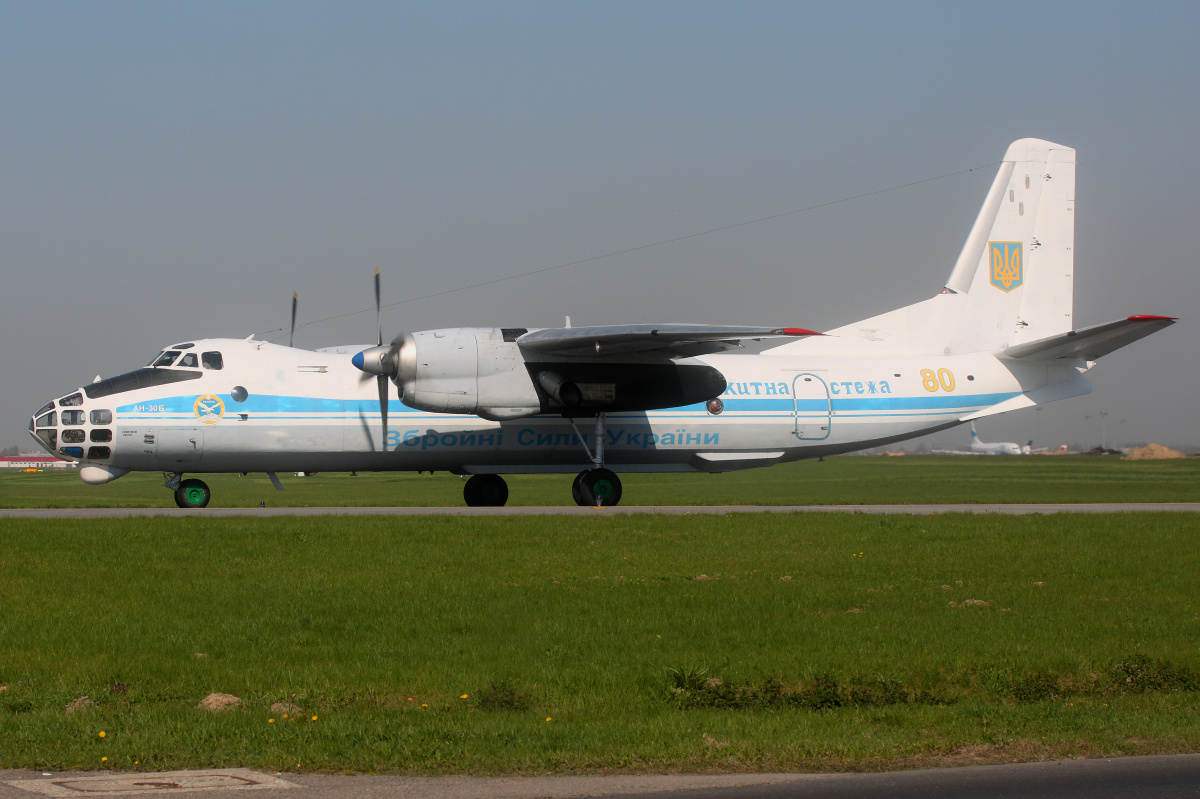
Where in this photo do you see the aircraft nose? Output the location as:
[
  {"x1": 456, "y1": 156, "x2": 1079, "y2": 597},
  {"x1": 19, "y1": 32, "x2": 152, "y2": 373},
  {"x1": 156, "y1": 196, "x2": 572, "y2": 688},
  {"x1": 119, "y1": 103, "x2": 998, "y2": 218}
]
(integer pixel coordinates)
[{"x1": 29, "y1": 400, "x2": 58, "y2": 453}]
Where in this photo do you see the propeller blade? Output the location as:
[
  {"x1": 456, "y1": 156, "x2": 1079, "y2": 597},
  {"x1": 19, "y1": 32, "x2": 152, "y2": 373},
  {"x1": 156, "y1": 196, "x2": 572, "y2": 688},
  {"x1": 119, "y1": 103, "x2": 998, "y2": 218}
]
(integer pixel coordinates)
[
  {"x1": 374, "y1": 268, "x2": 382, "y2": 347},
  {"x1": 377, "y1": 374, "x2": 389, "y2": 449},
  {"x1": 289, "y1": 291, "x2": 298, "y2": 348}
]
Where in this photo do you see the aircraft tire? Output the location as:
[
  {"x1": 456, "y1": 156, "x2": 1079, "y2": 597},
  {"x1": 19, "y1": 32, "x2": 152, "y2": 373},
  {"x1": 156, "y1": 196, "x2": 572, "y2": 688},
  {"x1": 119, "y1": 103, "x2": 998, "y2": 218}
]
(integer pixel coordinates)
[
  {"x1": 174, "y1": 478, "x2": 211, "y2": 509},
  {"x1": 578, "y1": 468, "x2": 622, "y2": 507},
  {"x1": 571, "y1": 472, "x2": 587, "y2": 506},
  {"x1": 464, "y1": 474, "x2": 509, "y2": 507}
]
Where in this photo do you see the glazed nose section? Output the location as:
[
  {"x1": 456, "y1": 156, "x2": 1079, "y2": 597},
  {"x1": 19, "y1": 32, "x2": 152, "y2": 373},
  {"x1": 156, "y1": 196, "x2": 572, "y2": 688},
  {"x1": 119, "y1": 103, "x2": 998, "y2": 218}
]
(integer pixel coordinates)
[{"x1": 29, "y1": 401, "x2": 58, "y2": 453}]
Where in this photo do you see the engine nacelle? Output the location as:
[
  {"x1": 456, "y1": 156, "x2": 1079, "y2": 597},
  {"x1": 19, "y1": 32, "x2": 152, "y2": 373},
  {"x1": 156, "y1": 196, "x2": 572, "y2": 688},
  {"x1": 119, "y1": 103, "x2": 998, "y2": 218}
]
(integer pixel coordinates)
[{"x1": 398, "y1": 328, "x2": 542, "y2": 420}]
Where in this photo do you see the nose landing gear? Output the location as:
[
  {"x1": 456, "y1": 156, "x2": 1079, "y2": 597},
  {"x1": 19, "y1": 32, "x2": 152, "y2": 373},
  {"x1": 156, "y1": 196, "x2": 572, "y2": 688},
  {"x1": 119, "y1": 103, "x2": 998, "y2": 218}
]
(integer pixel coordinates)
[
  {"x1": 165, "y1": 472, "x2": 211, "y2": 508},
  {"x1": 464, "y1": 473, "x2": 509, "y2": 507}
]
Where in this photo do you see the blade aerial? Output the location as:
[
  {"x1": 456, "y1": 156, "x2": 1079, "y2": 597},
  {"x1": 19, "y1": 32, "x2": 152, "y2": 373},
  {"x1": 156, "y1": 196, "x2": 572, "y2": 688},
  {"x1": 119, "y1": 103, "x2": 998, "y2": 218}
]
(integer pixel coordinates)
[{"x1": 289, "y1": 292, "x2": 298, "y2": 348}]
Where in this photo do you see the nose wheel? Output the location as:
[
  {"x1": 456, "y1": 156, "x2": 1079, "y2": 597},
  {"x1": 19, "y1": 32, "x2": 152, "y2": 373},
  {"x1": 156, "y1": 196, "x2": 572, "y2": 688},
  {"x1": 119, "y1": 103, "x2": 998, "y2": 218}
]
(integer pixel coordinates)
[
  {"x1": 173, "y1": 478, "x2": 211, "y2": 509},
  {"x1": 464, "y1": 474, "x2": 509, "y2": 507}
]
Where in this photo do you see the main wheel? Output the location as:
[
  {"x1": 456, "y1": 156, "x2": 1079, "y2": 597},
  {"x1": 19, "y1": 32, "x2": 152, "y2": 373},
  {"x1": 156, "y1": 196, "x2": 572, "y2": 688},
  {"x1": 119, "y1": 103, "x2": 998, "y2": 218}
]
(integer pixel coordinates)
[
  {"x1": 464, "y1": 474, "x2": 509, "y2": 507},
  {"x1": 174, "y1": 478, "x2": 211, "y2": 509},
  {"x1": 577, "y1": 468, "x2": 622, "y2": 506},
  {"x1": 571, "y1": 472, "x2": 587, "y2": 506}
]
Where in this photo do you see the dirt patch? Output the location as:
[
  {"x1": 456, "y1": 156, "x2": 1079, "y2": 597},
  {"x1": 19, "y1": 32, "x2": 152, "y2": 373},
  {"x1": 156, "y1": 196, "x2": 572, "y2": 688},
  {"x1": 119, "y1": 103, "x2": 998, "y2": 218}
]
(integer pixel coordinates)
[
  {"x1": 65, "y1": 696, "x2": 97, "y2": 715},
  {"x1": 1125, "y1": 444, "x2": 1186, "y2": 460},
  {"x1": 270, "y1": 702, "x2": 303, "y2": 715},
  {"x1": 197, "y1": 693, "x2": 241, "y2": 712}
]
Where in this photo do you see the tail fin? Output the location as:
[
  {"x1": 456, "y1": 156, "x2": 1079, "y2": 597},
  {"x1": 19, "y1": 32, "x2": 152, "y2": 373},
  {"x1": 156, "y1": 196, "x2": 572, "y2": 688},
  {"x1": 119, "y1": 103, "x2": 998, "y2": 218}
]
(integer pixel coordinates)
[{"x1": 943, "y1": 138, "x2": 1076, "y2": 353}]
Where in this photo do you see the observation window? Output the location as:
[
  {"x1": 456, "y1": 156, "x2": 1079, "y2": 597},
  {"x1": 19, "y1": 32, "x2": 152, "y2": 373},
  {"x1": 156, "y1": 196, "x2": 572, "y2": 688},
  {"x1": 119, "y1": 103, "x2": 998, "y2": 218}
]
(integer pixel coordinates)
[
  {"x1": 202, "y1": 351, "x2": 224, "y2": 370},
  {"x1": 87, "y1": 446, "x2": 112, "y2": 460},
  {"x1": 59, "y1": 393, "x2": 83, "y2": 407},
  {"x1": 35, "y1": 429, "x2": 57, "y2": 450},
  {"x1": 61, "y1": 410, "x2": 85, "y2": 426},
  {"x1": 90, "y1": 409, "x2": 112, "y2": 425},
  {"x1": 61, "y1": 429, "x2": 85, "y2": 444},
  {"x1": 36, "y1": 412, "x2": 57, "y2": 428},
  {"x1": 35, "y1": 402, "x2": 54, "y2": 417},
  {"x1": 90, "y1": 429, "x2": 113, "y2": 443}
]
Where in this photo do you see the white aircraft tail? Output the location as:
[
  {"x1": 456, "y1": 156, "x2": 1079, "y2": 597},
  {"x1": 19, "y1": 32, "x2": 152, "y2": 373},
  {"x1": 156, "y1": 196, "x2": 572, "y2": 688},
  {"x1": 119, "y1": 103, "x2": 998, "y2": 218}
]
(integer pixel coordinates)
[
  {"x1": 799, "y1": 138, "x2": 1078, "y2": 357},
  {"x1": 941, "y1": 138, "x2": 1076, "y2": 353}
]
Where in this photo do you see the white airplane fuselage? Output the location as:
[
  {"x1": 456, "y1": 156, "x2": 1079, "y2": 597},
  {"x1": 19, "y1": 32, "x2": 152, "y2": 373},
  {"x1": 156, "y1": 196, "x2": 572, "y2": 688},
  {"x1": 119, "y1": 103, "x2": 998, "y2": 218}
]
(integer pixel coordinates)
[{"x1": 37, "y1": 336, "x2": 1083, "y2": 480}]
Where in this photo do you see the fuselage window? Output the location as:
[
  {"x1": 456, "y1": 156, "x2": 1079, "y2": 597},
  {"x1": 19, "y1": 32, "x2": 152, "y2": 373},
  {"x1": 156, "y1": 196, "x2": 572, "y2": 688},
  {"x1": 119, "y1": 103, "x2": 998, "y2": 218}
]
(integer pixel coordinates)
[
  {"x1": 35, "y1": 430, "x2": 57, "y2": 450},
  {"x1": 90, "y1": 409, "x2": 113, "y2": 425},
  {"x1": 202, "y1": 352, "x2": 224, "y2": 370},
  {"x1": 90, "y1": 429, "x2": 113, "y2": 442},
  {"x1": 150, "y1": 351, "x2": 181, "y2": 368},
  {"x1": 61, "y1": 429, "x2": 86, "y2": 443},
  {"x1": 36, "y1": 412, "x2": 57, "y2": 428},
  {"x1": 59, "y1": 393, "x2": 84, "y2": 407},
  {"x1": 87, "y1": 446, "x2": 112, "y2": 460},
  {"x1": 61, "y1": 410, "x2": 85, "y2": 426},
  {"x1": 179, "y1": 353, "x2": 198, "y2": 368}
]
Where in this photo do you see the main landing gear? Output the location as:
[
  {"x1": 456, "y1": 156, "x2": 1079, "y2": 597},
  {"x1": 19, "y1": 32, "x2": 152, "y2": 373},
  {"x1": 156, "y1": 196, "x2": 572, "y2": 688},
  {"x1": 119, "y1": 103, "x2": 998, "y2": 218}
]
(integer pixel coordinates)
[
  {"x1": 569, "y1": 412, "x2": 623, "y2": 507},
  {"x1": 165, "y1": 472, "x2": 211, "y2": 509}
]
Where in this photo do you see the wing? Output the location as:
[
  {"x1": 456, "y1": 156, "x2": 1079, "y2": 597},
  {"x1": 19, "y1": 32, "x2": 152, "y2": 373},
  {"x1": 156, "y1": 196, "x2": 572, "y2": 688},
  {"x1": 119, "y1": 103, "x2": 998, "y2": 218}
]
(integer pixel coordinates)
[
  {"x1": 1002, "y1": 316, "x2": 1176, "y2": 361},
  {"x1": 517, "y1": 324, "x2": 820, "y2": 358}
]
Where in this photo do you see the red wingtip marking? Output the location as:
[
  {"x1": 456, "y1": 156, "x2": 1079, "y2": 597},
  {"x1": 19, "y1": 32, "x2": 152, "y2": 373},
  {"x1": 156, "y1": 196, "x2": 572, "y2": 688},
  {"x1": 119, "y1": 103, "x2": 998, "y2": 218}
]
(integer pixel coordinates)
[
  {"x1": 777, "y1": 328, "x2": 824, "y2": 336},
  {"x1": 1127, "y1": 315, "x2": 1177, "y2": 321}
]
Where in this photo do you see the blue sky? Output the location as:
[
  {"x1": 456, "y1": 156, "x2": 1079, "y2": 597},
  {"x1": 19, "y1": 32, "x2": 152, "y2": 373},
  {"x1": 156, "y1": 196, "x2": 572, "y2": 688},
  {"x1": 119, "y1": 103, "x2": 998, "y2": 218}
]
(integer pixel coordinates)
[{"x1": 2, "y1": 1, "x2": 1197, "y2": 449}]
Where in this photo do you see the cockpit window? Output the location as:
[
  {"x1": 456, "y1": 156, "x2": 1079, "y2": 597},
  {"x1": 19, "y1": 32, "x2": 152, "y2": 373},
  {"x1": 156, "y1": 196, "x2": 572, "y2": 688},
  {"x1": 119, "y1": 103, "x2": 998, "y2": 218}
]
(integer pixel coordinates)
[
  {"x1": 61, "y1": 410, "x2": 85, "y2": 426},
  {"x1": 35, "y1": 402, "x2": 54, "y2": 417},
  {"x1": 150, "y1": 350, "x2": 181, "y2": 368},
  {"x1": 36, "y1": 411, "x2": 56, "y2": 428},
  {"x1": 201, "y1": 351, "x2": 224, "y2": 370},
  {"x1": 84, "y1": 368, "x2": 202, "y2": 399},
  {"x1": 178, "y1": 353, "x2": 198, "y2": 368},
  {"x1": 59, "y1": 393, "x2": 83, "y2": 407}
]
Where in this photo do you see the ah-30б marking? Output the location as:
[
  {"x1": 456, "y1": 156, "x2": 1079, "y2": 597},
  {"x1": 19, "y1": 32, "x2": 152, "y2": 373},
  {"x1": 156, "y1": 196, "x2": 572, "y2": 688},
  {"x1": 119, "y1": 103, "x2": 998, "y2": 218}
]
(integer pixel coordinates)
[{"x1": 29, "y1": 138, "x2": 1175, "y2": 507}]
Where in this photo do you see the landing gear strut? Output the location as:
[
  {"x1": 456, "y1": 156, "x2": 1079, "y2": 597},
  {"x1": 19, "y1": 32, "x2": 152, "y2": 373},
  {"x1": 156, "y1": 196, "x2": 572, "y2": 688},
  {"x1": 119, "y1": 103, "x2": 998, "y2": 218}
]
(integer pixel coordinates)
[
  {"x1": 464, "y1": 474, "x2": 509, "y2": 507},
  {"x1": 570, "y1": 412, "x2": 623, "y2": 506}
]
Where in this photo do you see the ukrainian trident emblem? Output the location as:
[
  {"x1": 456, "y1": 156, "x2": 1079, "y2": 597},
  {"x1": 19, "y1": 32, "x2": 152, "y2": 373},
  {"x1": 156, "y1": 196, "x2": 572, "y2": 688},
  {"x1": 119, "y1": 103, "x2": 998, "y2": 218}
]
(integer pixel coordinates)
[{"x1": 989, "y1": 241, "x2": 1023, "y2": 292}]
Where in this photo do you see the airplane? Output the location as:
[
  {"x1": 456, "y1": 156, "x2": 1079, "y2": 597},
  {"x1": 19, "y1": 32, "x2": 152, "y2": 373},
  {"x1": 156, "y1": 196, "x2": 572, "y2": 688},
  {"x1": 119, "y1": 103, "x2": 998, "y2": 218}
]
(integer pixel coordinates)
[
  {"x1": 27, "y1": 138, "x2": 1176, "y2": 508},
  {"x1": 969, "y1": 422, "x2": 1030, "y2": 455}
]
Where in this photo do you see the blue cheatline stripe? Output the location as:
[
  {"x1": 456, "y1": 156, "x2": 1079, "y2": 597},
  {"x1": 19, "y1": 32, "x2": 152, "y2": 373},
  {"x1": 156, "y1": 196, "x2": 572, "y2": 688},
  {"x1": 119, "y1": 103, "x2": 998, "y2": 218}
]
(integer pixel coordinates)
[{"x1": 117, "y1": 391, "x2": 1021, "y2": 420}]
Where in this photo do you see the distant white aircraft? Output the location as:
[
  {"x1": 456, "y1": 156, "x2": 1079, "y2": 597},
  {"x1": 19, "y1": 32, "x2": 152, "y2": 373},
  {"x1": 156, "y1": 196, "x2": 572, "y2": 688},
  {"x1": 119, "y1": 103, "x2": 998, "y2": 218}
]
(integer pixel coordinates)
[
  {"x1": 969, "y1": 422, "x2": 1031, "y2": 455},
  {"x1": 28, "y1": 138, "x2": 1175, "y2": 507}
]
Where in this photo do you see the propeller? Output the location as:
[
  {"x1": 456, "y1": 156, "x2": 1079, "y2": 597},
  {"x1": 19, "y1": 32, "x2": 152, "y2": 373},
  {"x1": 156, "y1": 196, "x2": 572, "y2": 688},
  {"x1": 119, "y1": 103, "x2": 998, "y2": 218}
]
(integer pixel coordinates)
[
  {"x1": 351, "y1": 269, "x2": 405, "y2": 449},
  {"x1": 288, "y1": 291, "x2": 298, "y2": 348}
]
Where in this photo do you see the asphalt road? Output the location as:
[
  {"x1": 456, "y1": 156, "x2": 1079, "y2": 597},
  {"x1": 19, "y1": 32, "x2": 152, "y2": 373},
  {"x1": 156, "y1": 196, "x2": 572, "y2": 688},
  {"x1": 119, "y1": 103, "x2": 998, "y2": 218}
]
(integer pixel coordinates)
[
  {"x1": 1, "y1": 503, "x2": 1199, "y2": 519},
  {"x1": 4, "y1": 756, "x2": 1200, "y2": 798}
]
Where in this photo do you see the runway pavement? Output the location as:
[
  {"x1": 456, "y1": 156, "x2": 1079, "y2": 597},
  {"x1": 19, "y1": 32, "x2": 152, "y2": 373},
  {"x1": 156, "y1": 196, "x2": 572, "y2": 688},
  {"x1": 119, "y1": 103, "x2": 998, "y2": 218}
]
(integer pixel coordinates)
[
  {"x1": 4, "y1": 755, "x2": 1200, "y2": 799},
  {"x1": 1, "y1": 502, "x2": 1198, "y2": 519}
]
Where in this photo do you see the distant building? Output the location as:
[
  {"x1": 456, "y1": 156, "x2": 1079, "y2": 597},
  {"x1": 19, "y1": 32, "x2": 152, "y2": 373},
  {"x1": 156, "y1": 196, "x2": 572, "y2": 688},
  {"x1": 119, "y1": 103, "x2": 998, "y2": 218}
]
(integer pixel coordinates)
[{"x1": 0, "y1": 456, "x2": 76, "y2": 469}]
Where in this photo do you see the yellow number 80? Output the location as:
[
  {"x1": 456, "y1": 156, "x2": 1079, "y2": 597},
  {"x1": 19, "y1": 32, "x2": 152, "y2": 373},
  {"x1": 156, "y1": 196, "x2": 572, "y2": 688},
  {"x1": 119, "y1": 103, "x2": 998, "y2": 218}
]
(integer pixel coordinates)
[{"x1": 921, "y1": 368, "x2": 955, "y2": 392}]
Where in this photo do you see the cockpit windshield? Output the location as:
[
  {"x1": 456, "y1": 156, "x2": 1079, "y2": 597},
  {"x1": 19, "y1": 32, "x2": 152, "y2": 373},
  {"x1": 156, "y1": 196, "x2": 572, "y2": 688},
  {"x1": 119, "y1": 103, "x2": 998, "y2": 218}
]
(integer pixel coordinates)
[{"x1": 149, "y1": 350, "x2": 181, "y2": 368}]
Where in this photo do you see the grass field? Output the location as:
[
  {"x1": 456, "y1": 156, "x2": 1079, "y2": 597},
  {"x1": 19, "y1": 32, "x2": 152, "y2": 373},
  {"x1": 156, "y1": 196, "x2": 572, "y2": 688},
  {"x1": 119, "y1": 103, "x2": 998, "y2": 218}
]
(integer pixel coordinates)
[
  {"x1": 2, "y1": 511, "x2": 1199, "y2": 773},
  {"x1": 2, "y1": 455, "x2": 1199, "y2": 507}
]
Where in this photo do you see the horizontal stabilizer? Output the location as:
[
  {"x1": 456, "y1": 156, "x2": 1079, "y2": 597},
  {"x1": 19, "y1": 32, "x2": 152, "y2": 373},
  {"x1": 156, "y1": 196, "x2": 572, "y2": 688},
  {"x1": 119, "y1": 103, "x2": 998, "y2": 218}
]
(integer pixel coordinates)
[
  {"x1": 517, "y1": 324, "x2": 819, "y2": 358},
  {"x1": 1001, "y1": 316, "x2": 1176, "y2": 361}
]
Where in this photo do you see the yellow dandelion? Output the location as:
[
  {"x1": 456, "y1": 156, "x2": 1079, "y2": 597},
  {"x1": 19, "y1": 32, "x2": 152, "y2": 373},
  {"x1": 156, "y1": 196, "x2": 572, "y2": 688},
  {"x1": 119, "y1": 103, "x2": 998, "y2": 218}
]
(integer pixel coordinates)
[
  {"x1": 98, "y1": 731, "x2": 106, "y2": 738},
  {"x1": 408, "y1": 697, "x2": 413, "y2": 702},
  {"x1": 101, "y1": 757, "x2": 107, "y2": 762},
  {"x1": 460, "y1": 694, "x2": 469, "y2": 699},
  {"x1": 421, "y1": 703, "x2": 428, "y2": 708},
  {"x1": 545, "y1": 717, "x2": 552, "y2": 722},
  {"x1": 282, "y1": 714, "x2": 288, "y2": 719},
  {"x1": 268, "y1": 718, "x2": 275, "y2": 723},
  {"x1": 311, "y1": 716, "x2": 318, "y2": 721}
]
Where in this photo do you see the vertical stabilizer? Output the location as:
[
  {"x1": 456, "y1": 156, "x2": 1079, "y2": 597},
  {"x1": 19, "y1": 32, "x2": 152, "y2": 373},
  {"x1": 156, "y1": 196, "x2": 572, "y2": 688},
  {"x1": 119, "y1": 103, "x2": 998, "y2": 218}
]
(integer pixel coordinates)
[{"x1": 946, "y1": 139, "x2": 1076, "y2": 353}]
